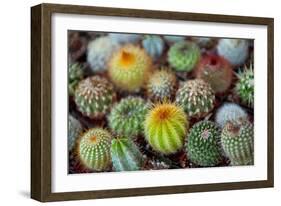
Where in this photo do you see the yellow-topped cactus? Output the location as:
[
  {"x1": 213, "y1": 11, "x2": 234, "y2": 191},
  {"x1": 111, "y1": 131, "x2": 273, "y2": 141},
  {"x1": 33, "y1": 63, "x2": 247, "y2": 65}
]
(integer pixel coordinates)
[
  {"x1": 144, "y1": 102, "x2": 188, "y2": 154},
  {"x1": 108, "y1": 44, "x2": 153, "y2": 92}
]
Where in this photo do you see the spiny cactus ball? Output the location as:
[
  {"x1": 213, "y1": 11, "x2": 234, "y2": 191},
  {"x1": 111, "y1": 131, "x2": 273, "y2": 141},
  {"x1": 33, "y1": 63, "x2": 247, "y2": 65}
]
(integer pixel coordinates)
[
  {"x1": 87, "y1": 36, "x2": 119, "y2": 73},
  {"x1": 235, "y1": 64, "x2": 254, "y2": 107},
  {"x1": 111, "y1": 137, "x2": 144, "y2": 171},
  {"x1": 144, "y1": 102, "x2": 188, "y2": 154},
  {"x1": 108, "y1": 44, "x2": 153, "y2": 92},
  {"x1": 168, "y1": 41, "x2": 200, "y2": 72},
  {"x1": 217, "y1": 39, "x2": 249, "y2": 66},
  {"x1": 74, "y1": 76, "x2": 116, "y2": 119},
  {"x1": 68, "y1": 63, "x2": 84, "y2": 96},
  {"x1": 146, "y1": 68, "x2": 177, "y2": 101},
  {"x1": 186, "y1": 121, "x2": 222, "y2": 166},
  {"x1": 215, "y1": 103, "x2": 248, "y2": 128},
  {"x1": 142, "y1": 35, "x2": 165, "y2": 60},
  {"x1": 221, "y1": 120, "x2": 254, "y2": 165},
  {"x1": 68, "y1": 115, "x2": 83, "y2": 152},
  {"x1": 175, "y1": 79, "x2": 215, "y2": 118},
  {"x1": 78, "y1": 128, "x2": 112, "y2": 171},
  {"x1": 195, "y1": 54, "x2": 233, "y2": 93},
  {"x1": 109, "y1": 33, "x2": 141, "y2": 44},
  {"x1": 108, "y1": 96, "x2": 149, "y2": 137}
]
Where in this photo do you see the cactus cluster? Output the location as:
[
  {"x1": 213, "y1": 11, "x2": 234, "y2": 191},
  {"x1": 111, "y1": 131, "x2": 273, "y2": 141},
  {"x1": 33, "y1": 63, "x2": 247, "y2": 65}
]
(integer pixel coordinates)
[
  {"x1": 108, "y1": 97, "x2": 149, "y2": 137},
  {"x1": 144, "y1": 102, "x2": 188, "y2": 154},
  {"x1": 195, "y1": 54, "x2": 233, "y2": 93},
  {"x1": 68, "y1": 31, "x2": 255, "y2": 174},
  {"x1": 175, "y1": 79, "x2": 215, "y2": 118},
  {"x1": 146, "y1": 68, "x2": 177, "y2": 101},
  {"x1": 78, "y1": 128, "x2": 112, "y2": 171},
  {"x1": 74, "y1": 76, "x2": 116, "y2": 119},
  {"x1": 108, "y1": 44, "x2": 153, "y2": 92},
  {"x1": 235, "y1": 64, "x2": 254, "y2": 107},
  {"x1": 221, "y1": 120, "x2": 254, "y2": 165},
  {"x1": 168, "y1": 41, "x2": 200, "y2": 72},
  {"x1": 111, "y1": 137, "x2": 144, "y2": 171}
]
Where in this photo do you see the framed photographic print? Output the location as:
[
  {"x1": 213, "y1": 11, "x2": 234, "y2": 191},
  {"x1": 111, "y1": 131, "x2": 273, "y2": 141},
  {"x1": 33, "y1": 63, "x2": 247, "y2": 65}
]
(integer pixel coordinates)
[{"x1": 31, "y1": 3, "x2": 274, "y2": 202}]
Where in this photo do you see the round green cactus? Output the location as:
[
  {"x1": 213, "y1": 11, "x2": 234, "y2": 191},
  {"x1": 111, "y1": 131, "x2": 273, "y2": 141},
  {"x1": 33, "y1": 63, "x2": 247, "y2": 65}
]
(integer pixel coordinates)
[
  {"x1": 74, "y1": 76, "x2": 116, "y2": 119},
  {"x1": 235, "y1": 64, "x2": 254, "y2": 107},
  {"x1": 186, "y1": 121, "x2": 222, "y2": 166},
  {"x1": 108, "y1": 44, "x2": 152, "y2": 92},
  {"x1": 175, "y1": 79, "x2": 215, "y2": 118},
  {"x1": 221, "y1": 120, "x2": 254, "y2": 165},
  {"x1": 111, "y1": 137, "x2": 144, "y2": 171},
  {"x1": 68, "y1": 63, "x2": 84, "y2": 96},
  {"x1": 78, "y1": 128, "x2": 112, "y2": 171},
  {"x1": 68, "y1": 115, "x2": 83, "y2": 152},
  {"x1": 108, "y1": 96, "x2": 149, "y2": 137},
  {"x1": 144, "y1": 102, "x2": 188, "y2": 154},
  {"x1": 168, "y1": 41, "x2": 200, "y2": 72},
  {"x1": 146, "y1": 68, "x2": 177, "y2": 101}
]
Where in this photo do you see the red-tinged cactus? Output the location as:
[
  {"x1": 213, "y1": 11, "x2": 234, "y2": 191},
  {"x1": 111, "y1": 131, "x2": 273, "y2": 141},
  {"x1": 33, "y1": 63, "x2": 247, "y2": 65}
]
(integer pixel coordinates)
[{"x1": 195, "y1": 54, "x2": 233, "y2": 93}]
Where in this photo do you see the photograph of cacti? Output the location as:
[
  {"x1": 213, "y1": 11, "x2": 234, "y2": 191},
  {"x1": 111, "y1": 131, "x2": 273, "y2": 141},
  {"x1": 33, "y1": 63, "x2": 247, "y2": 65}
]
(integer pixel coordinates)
[{"x1": 68, "y1": 31, "x2": 254, "y2": 174}]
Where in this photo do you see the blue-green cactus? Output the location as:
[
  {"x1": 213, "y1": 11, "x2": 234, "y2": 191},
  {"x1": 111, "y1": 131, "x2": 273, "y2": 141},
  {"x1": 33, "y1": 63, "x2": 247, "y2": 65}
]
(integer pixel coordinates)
[
  {"x1": 142, "y1": 35, "x2": 165, "y2": 60},
  {"x1": 217, "y1": 39, "x2": 249, "y2": 66},
  {"x1": 111, "y1": 137, "x2": 144, "y2": 171},
  {"x1": 168, "y1": 41, "x2": 200, "y2": 72}
]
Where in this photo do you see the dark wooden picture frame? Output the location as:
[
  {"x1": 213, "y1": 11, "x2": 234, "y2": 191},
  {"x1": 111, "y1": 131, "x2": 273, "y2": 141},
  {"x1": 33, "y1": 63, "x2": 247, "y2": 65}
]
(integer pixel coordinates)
[{"x1": 31, "y1": 3, "x2": 274, "y2": 202}]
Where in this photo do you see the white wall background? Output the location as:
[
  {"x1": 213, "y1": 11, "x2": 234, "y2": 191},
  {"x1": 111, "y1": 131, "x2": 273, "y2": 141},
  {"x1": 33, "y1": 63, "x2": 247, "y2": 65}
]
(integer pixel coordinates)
[{"x1": 0, "y1": 0, "x2": 279, "y2": 205}]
